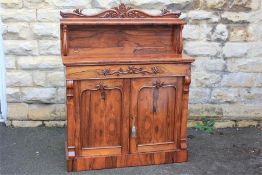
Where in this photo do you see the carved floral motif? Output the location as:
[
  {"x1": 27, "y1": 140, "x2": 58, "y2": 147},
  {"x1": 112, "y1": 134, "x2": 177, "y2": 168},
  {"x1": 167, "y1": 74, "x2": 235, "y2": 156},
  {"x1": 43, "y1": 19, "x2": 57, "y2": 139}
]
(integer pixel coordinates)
[
  {"x1": 60, "y1": 3, "x2": 181, "y2": 18},
  {"x1": 99, "y1": 66, "x2": 159, "y2": 76}
]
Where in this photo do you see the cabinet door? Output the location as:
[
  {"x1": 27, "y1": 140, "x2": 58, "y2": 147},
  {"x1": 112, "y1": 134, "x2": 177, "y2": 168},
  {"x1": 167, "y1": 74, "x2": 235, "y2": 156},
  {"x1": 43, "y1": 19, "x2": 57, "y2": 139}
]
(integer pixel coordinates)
[
  {"x1": 75, "y1": 79, "x2": 129, "y2": 156},
  {"x1": 130, "y1": 77, "x2": 183, "y2": 153}
]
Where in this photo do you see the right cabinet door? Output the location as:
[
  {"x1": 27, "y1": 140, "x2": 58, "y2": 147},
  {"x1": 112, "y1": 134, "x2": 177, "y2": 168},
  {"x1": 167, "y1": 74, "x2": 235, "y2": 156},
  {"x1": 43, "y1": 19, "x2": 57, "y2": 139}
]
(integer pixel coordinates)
[{"x1": 130, "y1": 77, "x2": 183, "y2": 153}]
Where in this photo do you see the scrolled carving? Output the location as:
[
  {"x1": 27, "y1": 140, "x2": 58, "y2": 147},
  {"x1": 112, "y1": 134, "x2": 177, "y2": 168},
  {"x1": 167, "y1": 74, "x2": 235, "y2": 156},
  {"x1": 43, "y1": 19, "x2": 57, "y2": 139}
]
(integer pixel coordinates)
[
  {"x1": 99, "y1": 66, "x2": 159, "y2": 76},
  {"x1": 183, "y1": 76, "x2": 191, "y2": 94},
  {"x1": 60, "y1": 3, "x2": 181, "y2": 18},
  {"x1": 153, "y1": 81, "x2": 165, "y2": 89},
  {"x1": 152, "y1": 81, "x2": 165, "y2": 113},
  {"x1": 66, "y1": 80, "x2": 74, "y2": 97},
  {"x1": 96, "y1": 83, "x2": 108, "y2": 100},
  {"x1": 62, "y1": 25, "x2": 68, "y2": 56},
  {"x1": 73, "y1": 9, "x2": 84, "y2": 16}
]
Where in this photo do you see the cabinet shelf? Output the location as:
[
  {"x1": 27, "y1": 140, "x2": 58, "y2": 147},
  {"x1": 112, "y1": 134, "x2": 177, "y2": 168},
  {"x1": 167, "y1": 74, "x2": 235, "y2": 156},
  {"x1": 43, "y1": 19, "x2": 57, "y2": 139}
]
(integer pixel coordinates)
[{"x1": 62, "y1": 52, "x2": 194, "y2": 66}]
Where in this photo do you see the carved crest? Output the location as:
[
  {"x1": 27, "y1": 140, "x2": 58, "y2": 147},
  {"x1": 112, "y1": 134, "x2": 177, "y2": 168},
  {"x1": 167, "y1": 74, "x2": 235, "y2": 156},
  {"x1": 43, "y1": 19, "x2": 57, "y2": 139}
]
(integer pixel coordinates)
[{"x1": 60, "y1": 3, "x2": 181, "y2": 18}]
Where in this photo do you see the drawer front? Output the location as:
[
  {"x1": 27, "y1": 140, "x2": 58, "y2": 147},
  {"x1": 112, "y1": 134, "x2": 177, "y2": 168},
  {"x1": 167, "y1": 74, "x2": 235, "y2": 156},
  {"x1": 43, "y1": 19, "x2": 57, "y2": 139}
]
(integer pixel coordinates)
[{"x1": 66, "y1": 64, "x2": 191, "y2": 80}]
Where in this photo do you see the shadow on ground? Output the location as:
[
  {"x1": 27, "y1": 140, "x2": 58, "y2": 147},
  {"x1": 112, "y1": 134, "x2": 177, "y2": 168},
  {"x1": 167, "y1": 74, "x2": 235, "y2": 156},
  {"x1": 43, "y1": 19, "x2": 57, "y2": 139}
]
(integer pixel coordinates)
[{"x1": 0, "y1": 124, "x2": 261, "y2": 175}]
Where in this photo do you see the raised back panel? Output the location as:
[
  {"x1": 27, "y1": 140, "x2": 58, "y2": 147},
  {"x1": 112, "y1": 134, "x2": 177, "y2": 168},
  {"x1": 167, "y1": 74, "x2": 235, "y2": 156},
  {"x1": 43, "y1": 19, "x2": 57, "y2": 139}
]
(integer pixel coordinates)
[
  {"x1": 60, "y1": 4, "x2": 184, "y2": 58},
  {"x1": 67, "y1": 25, "x2": 175, "y2": 56}
]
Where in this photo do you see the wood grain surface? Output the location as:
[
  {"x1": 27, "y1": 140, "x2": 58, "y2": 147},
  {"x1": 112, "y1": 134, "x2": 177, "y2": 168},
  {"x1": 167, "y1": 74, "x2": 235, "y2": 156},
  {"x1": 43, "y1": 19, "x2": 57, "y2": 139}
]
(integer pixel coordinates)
[{"x1": 61, "y1": 3, "x2": 194, "y2": 172}]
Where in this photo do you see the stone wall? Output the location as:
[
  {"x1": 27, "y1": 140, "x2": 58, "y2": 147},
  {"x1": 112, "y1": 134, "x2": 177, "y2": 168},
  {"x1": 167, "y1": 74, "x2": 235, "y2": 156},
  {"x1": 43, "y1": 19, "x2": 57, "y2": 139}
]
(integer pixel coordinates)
[{"x1": 1, "y1": 0, "x2": 262, "y2": 127}]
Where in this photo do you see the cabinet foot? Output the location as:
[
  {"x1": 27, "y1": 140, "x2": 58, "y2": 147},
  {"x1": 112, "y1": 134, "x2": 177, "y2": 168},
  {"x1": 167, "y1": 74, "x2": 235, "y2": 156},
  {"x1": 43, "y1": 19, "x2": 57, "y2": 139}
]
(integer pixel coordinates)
[
  {"x1": 66, "y1": 159, "x2": 74, "y2": 172},
  {"x1": 175, "y1": 149, "x2": 188, "y2": 163}
]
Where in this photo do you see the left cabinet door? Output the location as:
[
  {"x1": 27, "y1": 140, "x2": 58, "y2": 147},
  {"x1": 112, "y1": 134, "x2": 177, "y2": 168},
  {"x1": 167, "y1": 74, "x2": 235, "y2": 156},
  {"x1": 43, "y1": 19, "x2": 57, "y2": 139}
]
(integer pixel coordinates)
[{"x1": 75, "y1": 79, "x2": 130, "y2": 157}]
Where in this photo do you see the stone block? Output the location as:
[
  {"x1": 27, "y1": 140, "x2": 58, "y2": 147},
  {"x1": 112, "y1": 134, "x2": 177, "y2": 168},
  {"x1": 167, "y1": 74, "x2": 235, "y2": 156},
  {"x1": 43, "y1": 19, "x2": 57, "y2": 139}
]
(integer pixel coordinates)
[
  {"x1": 91, "y1": 0, "x2": 120, "y2": 9},
  {"x1": 205, "y1": 0, "x2": 226, "y2": 10},
  {"x1": 51, "y1": 0, "x2": 92, "y2": 8},
  {"x1": 192, "y1": 71, "x2": 221, "y2": 87},
  {"x1": 33, "y1": 71, "x2": 46, "y2": 86},
  {"x1": 2, "y1": 23, "x2": 32, "y2": 40},
  {"x1": 222, "y1": 104, "x2": 262, "y2": 119},
  {"x1": 214, "y1": 120, "x2": 235, "y2": 128},
  {"x1": 183, "y1": 25, "x2": 200, "y2": 40},
  {"x1": 28, "y1": 104, "x2": 66, "y2": 120},
  {"x1": 211, "y1": 24, "x2": 228, "y2": 41},
  {"x1": 23, "y1": 0, "x2": 53, "y2": 8},
  {"x1": 189, "y1": 88, "x2": 211, "y2": 104},
  {"x1": 44, "y1": 121, "x2": 66, "y2": 127},
  {"x1": 0, "y1": 0, "x2": 23, "y2": 8},
  {"x1": 12, "y1": 121, "x2": 42, "y2": 127},
  {"x1": 57, "y1": 87, "x2": 66, "y2": 103},
  {"x1": 0, "y1": 9, "x2": 36, "y2": 22},
  {"x1": 46, "y1": 71, "x2": 65, "y2": 87},
  {"x1": 6, "y1": 71, "x2": 33, "y2": 87},
  {"x1": 17, "y1": 56, "x2": 62, "y2": 70},
  {"x1": 31, "y1": 23, "x2": 59, "y2": 39},
  {"x1": 188, "y1": 104, "x2": 223, "y2": 119},
  {"x1": 236, "y1": 120, "x2": 258, "y2": 127},
  {"x1": 255, "y1": 74, "x2": 262, "y2": 87},
  {"x1": 211, "y1": 88, "x2": 239, "y2": 103},
  {"x1": 5, "y1": 56, "x2": 16, "y2": 69},
  {"x1": 240, "y1": 88, "x2": 262, "y2": 104},
  {"x1": 7, "y1": 103, "x2": 28, "y2": 120},
  {"x1": 227, "y1": 58, "x2": 262, "y2": 73},
  {"x1": 248, "y1": 42, "x2": 262, "y2": 57},
  {"x1": 21, "y1": 87, "x2": 57, "y2": 103},
  {"x1": 221, "y1": 12, "x2": 250, "y2": 23},
  {"x1": 38, "y1": 40, "x2": 60, "y2": 55},
  {"x1": 223, "y1": 42, "x2": 249, "y2": 57},
  {"x1": 165, "y1": 0, "x2": 195, "y2": 10},
  {"x1": 4, "y1": 40, "x2": 38, "y2": 56},
  {"x1": 188, "y1": 10, "x2": 220, "y2": 22},
  {"x1": 229, "y1": 26, "x2": 249, "y2": 42},
  {"x1": 248, "y1": 24, "x2": 262, "y2": 41},
  {"x1": 183, "y1": 24, "x2": 212, "y2": 41},
  {"x1": 5, "y1": 120, "x2": 12, "y2": 127},
  {"x1": 6, "y1": 88, "x2": 21, "y2": 102},
  {"x1": 184, "y1": 41, "x2": 220, "y2": 56},
  {"x1": 228, "y1": 0, "x2": 260, "y2": 10},
  {"x1": 205, "y1": 59, "x2": 226, "y2": 71},
  {"x1": 192, "y1": 58, "x2": 225, "y2": 72},
  {"x1": 221, "y1": 73, "x2": 256, "y2": 87},
  {"x1": 37, "y1": 9, "x2": 61, "y2": 22}
]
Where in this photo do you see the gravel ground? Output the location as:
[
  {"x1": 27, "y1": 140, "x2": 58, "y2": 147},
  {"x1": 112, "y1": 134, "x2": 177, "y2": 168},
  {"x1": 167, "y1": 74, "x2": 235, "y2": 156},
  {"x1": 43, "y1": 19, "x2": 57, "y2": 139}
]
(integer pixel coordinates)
[{"x1": 0, "y1": 124, "x2": 261, "y2": 175}]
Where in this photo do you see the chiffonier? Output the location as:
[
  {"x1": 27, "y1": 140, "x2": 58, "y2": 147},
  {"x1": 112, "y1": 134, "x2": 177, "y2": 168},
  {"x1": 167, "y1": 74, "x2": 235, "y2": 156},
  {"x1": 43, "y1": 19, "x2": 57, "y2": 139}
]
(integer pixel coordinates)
[{"x1": 60, "y1": 4, "x2": 194, "y2": 172}]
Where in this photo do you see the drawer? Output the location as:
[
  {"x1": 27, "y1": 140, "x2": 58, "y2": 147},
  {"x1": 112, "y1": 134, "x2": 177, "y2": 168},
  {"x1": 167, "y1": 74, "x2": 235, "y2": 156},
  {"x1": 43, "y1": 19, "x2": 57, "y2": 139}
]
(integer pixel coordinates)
[{"x1": 66, "y1": 64, "x2": 191, "y2": 80}]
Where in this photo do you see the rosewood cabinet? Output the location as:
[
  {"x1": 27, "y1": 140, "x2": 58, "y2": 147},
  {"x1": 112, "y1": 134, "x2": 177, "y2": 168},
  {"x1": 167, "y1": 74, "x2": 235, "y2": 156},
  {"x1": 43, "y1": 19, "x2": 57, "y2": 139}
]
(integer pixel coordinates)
[{"x1": 60, "y1": 4, "x2": 194, "y2": 172}]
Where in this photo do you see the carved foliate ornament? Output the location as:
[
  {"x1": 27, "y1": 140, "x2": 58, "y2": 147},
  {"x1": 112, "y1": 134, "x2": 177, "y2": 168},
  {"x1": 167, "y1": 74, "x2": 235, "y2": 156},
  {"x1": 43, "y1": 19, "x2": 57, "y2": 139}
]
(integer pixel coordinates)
[{"x1": 60, "y1": 3, "x2": 181, "y2": 18}]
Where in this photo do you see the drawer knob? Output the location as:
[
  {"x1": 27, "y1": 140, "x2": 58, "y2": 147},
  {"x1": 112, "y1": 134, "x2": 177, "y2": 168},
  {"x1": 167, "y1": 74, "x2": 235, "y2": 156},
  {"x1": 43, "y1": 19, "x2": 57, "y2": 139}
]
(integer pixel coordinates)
[{"x1": 99, "y1": 66, "x2": 159, "y2": 76}]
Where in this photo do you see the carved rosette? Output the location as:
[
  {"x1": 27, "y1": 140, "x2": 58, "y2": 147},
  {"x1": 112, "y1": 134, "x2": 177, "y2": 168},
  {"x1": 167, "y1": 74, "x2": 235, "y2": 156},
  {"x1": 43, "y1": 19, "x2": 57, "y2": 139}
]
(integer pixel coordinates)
[{"x1": 60, "y1": 3, "x2": 181, "y2": 18}]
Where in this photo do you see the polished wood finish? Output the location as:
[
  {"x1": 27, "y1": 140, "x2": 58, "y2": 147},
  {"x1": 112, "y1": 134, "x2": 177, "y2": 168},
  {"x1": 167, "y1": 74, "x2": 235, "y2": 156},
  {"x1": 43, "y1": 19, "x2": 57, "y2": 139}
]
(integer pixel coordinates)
[{"x1": 61, "y1": 3, "x2": 194, "y2": 172}]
